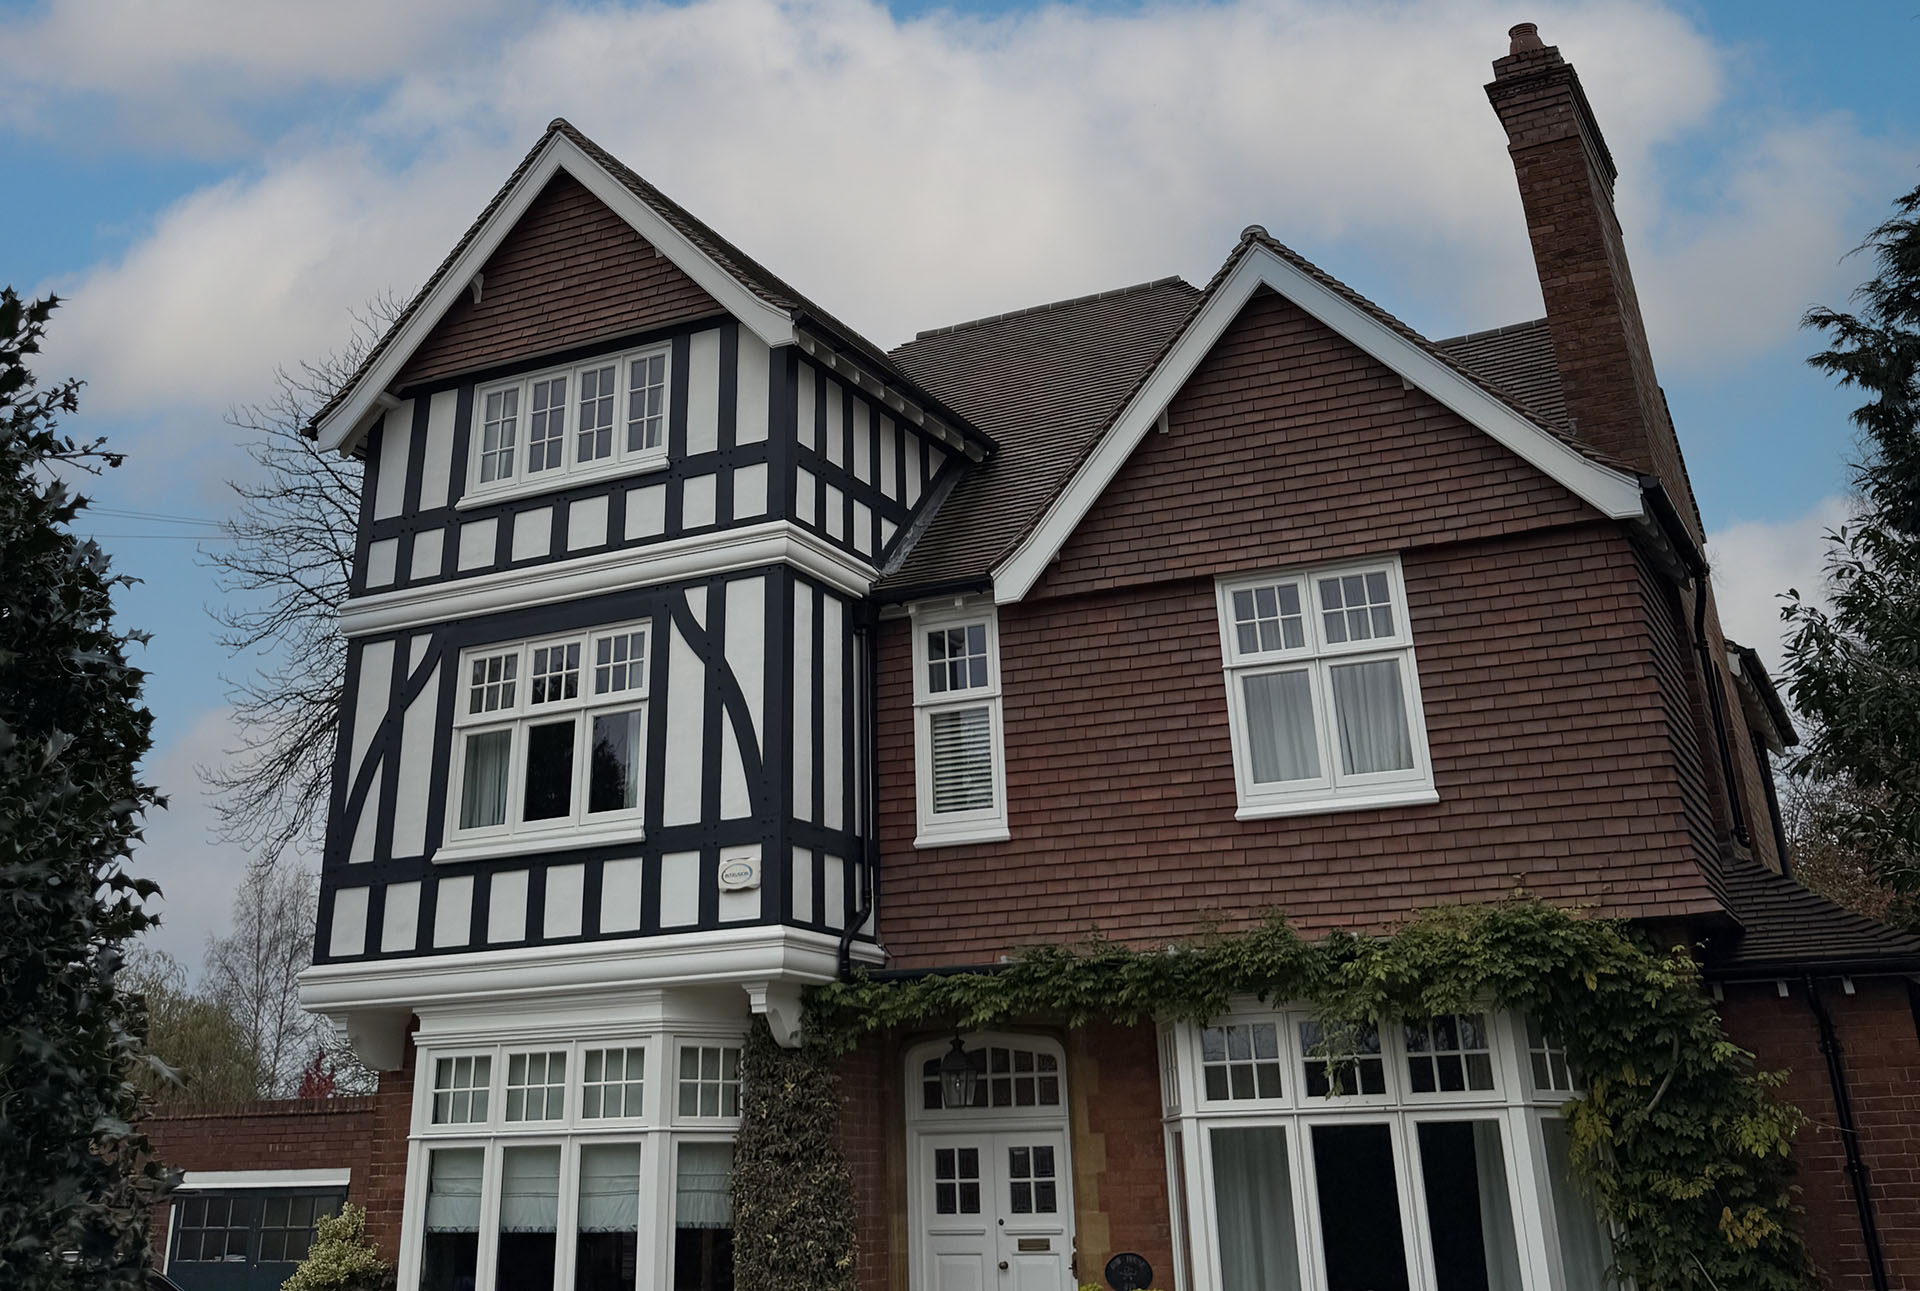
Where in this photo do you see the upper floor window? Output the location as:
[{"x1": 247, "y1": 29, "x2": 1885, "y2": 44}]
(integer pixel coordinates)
[
  {"x1": 445, "y1": 624, "x2": 649, "y2": 856},
  {"x1": 465, "y1": 344, "x2": 671, "y2": 504},
  {"x1": 911, "y1": 601, "x2": 1009, "y2": 848},
  {"x1": 1214, "y1": 558, "x2": 1435, "y2": 819}
]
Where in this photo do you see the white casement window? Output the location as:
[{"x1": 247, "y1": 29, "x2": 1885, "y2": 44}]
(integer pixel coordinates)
[
  {"x1": 407, "y1": 1029, "x2": 742, "y2": 1291},
  {"x1": 1162, "y1": 1007, "x2": 1613, "y2": 1291},
  {"x1": 443, "y1": 624, "x2": 649, "y2": 859},
  {"x1": 464, "y1": 343, "x2": 671, "y2": 505},
  {"x1": 1215, "y1": 558, "x2": 1436, "y2": 819},
  {"x1": 911, "y1": 600, "x2": 1010, "y2": 848}
]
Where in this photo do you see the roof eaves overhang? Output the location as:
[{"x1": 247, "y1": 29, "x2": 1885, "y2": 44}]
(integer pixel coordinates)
[
  {"x1": 312, "y1": 130, "x2": 800, "y2": 457},
  {"x1": 792, "y1": 318, "x2": 995, "y2": 463},
  {"x1": 1702, "y1": 957, "x2": 1920, "y2": 983},
  {"x1": 988, "y1": 238, "x2": 1646, "y2": 605}
]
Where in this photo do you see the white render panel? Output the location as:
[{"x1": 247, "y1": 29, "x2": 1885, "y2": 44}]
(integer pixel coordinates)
[
  {"x1": 599, "y1": 858, "x2": 642, "y2": 933},
  {"x1": 852, "y1": 501, "x2": 873, "y2": 557},
  {"x1": 389, "y1": 662, "x2": 440, "y2": 859},
  {"x1": 905, "y1": 436, "x2": 923, "y2": 506},
  {"x1": 792, "y1": 585, "x2": 814, "y2": 823},
  {"x1": 409, "y1": 629, "x2": 430, "y2": 671},
  {"x1": 852, "y1": 401, "x2": 872, "y2": 483},
  {"x1": 660, "y1": 851, "x2": 700, "y2": 928},
  {"x1": 822, "y1": 854, "x2": 845, "y2": 931},
  {"x1": 684, "y1": 584, "x2": 707, "y2": 631},
  {"x1": 736, "y1": 329, "x2": 770, "y2": 445},
  {"x1": 568, "y1": 495, "x2": 609, "y2": 551},
  {"x1": 796, "y1": 469, "x2": 817, "y2": 529},
  {"x1": 825, "y1": 382, "x2": 844, "y2": 466},
  {"x1": 544, "y1": 863, "x2": 585, "y2": 939},
  {"x1": 626, "y1": 484, "x2": 666, "y2": 540},
  {"x1": 879, "y1": 417, "x2": 897, "y2": 501},
  {"x1": 683, "y1": 474, "x2": 717, "y2": 530},
  {"x1": 732, "y1": 462, "x2": 768, "y2": 520},
  {"x1": 364, "y1": 538, "x2": 398, "y2": 589},
  {"x1": 824, "y1": 484, "x2": 844, "y2": 542},
  {"x1": 419, "y1": 389, "x2": 458, "y2": 510},
  {"x1": 929, "y1": 444, "x2": 947, "y2": 478},
  {"x1": 329, "y1": 887, "x2": 369, "y2": 957},
  {"x1": 511, "y1": 507, "x2": 552, "y2": 561},
  {"x1": 381, "y1": 880, "x2": 420, "y2": 953},
  {"x1": 487, "y1": 870, "x2": 529, "y2": 944},
  {"x1": 687, "y1": 329, "x2": 720, "y2": 455},
  {"x1": 724, "y1": 576, "x2": 766, "y2": 748},
  {"x1": 881, "y1": 518, "x2": 898, "y2": 549},
  {"x1": 372, "y1": 401, "x2": 413, "y2": 520},
  {"x1": 662, "y1": 622, "x2": 704, "y2": 826},
  {"x1": 790, "y1": 847, "x2": 813, "y2": 922},
  {"x1": 457, "y1": 518, "x2": 498, "y2": 570},
  {"x1": 434, "y1": 875, "x2": 474, "y2": 948},
  {"x1": 347, "y1": 786, "x2": 377, "y2": 863},
  {"x1": 350, "y1": 640, "x2": 395, "y2": 784},
  {"x1": 796, "y1": 365, "x2": 816, "y2": 451},
  {"x1": 720, "y1": 721, "x2": 749, "y2": 820},
  {"x1": 409, "y1": 529, "x2": 444, "y2": 581},
  {"x1": 718, "y1": 845, "x2": 760, "y2": 922},
  {"x1": 822, "y1": 596, "x2": 844, "y2": 830}
]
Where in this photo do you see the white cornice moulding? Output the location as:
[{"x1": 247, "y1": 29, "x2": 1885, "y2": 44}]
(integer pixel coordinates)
[
  {"x1": 316, "y1": 133, "x2": 796, "y2": 456},
  {"x1": 339, "y1": 521, "x2": 873, "y2": 637},
  {"x1": 991, "y1": 243, "x2": 1646, "y2": 604},
  {"x1": 296, "y1": 925, "x2": 882, "y2": 1016},
  {"x1": 179, "y1": 1169, "x2": 352, "y2": 1190}
]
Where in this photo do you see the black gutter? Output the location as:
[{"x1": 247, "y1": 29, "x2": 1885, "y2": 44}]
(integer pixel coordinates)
[
  {"x1": 1803, "y1": 974, "x2": 1891, "y2": 1291},
  {"x1": 1642, "y1": 478, "x2": 1750, "y2": 848},
  {"x1": 838, "y1": 604, "x2": 883, "y2": 977},
  {"x1": 871, "y1": 576, "x2": 996, "y2": 607}
]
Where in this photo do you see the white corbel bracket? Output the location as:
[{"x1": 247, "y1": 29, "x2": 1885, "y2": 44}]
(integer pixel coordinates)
[
  {"x1": 336, "y1": 1008, "x2": 412, "y2": 1070},
  {"x1": 743, "y1": 980, "x2": 806, "y2": 1049}
]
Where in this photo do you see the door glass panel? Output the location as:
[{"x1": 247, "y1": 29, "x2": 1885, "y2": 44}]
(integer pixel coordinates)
[
  {"x1": 933, "y1": 1146, "x2": 982, "y2": 1215},
  {"x1": 421, "y1": 1147, "x2": 483, "y2": 1291},
  {"x1": 1416, "y1": 1121, "x2": 1524, "y2": 1291},
  {"x1": 1311, "y1": 1124, "x2": 1409, "y2": 1291},
  {"x1": 674, "y1": 1142, "x2": 735, "y2": 1290},
  {"x1": 1007, "y1": 1144, "x2": 1057, "y2": 1215},
  {"x1": 1543, "y1": 1119, "x2": 1611, "y2": 1291},
  {"x1": 1210, "y1": 1126, "x2": 1303, "y2": 1291},
  {"x1": 576, "y1": 1143, "x2": 642, "y2": 1291},
  {"x1": 498, "y1": 1145, "x2": 560, "y2": 1291}
]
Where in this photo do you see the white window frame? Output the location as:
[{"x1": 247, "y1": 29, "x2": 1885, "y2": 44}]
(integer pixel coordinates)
[
  {"x1": 1214, "y1": 557, "x2": 1436, "y2": 819},
  {"x1": 441, "y1": 622, "x2": 650, "y2": 863},
  {"x1": 911, "y1": 599, "x2": 1011, "y2": 848},
  {"x1": 1161, "y1": 1005, "x2": 1612, "y2": 1291},
  {"x1": 460, "y1": 342, "x2": 673, "y2": 508}
]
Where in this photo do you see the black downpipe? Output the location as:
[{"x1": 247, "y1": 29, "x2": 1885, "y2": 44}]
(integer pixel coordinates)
[
  {"x1": 1803, "y1": 975, "x2": 1890, "y2": 1291},
  {"x1": 839, "y1": 610, "x2": 880, "y2": 977}
]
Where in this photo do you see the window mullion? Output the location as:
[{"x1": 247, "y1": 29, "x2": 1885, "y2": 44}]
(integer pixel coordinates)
[
  {"x1": 475, "y1": 1141, "x2": 503, "y2": 1291},
  {"x1": 1309, "y1": 660, "x2": 1342, "y2": 793}
]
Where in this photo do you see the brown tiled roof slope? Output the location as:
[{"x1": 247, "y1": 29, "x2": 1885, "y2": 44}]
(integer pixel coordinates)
[
  {"x1": 1709, "y1": 860, "x2": 1920, "y2": 975},
  {"x1": 1434, "y1": 318, "x2": 1570, "y2": 431},
  {"x1": 877, "y1": 277, "x2": 1204, "y2": 591}
]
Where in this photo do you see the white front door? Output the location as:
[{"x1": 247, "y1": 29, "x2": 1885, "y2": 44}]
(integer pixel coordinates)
[{"x1": 920, "y1": 1132, "x2": 1072, "y2": 1291}]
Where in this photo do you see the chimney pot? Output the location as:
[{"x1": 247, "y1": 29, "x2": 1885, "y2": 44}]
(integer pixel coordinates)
[{"x1": 1508, "y1": 22, "x2": 1544, "y2": 53}]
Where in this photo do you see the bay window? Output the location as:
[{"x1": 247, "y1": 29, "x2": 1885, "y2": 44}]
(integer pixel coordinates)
[
  {"x1": 1215, "y1": 558, "x2": 1436, "y2": 818},
  {"x1": 466, "y1": 344, "x2": 670, "y2": 503},
  {"x1": 445, "y1": 624, "x2": 649, "y2": 856},
  {"x1": 911, "y1": 600, "x2": 1010, "y2": 847}
]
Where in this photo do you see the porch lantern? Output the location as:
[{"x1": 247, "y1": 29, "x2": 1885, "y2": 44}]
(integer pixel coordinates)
[{"x1": 938, "y1": 1034, "x2": 979, "y2": 1109}]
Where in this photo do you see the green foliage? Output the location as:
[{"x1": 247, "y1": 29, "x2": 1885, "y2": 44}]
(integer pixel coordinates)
[
  {"x1": 0, "y1": 289, "x2": 169, "y2": 1287},
  {"x1": 809, "y1": 899, "x2": 1811, "y2": 1291},
  {"x1": 122, "y1": 950, "x2": 263, "y2": 1107},
  {"x1": 732, "y1": 1020, "x2": 858, "y2": 1291},
  {"x1": 280, "y1": 1205, "x2": 392, "y2": 1291},
  {"x1": 1784, "y1": 182, "x2": 1920, "y2": 898}
]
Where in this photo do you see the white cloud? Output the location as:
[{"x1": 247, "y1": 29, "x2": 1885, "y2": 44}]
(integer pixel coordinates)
[{"x1": 1706, "y1": 494, "x2": 1853, "y2": 682}]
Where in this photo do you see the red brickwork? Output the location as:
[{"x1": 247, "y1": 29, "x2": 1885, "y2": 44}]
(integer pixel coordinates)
[
  {"x1": 395, "y1": 171, "x2": 723, "y2": 390},
  {"x1": 1068, "y1": 1022, "x2": 1173, "y2": 1286},
  {"x1": 1718, "y1": 980, "x2": 1920, "y2": 1290},
  {"x1": 840, "y1": 1036, "x2": 901, "y2": 1291}
]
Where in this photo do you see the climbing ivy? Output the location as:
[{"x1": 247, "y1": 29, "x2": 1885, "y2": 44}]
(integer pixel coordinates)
[{"x1": 803, "y1": 899, "x2": 1810, "y2": 1291}]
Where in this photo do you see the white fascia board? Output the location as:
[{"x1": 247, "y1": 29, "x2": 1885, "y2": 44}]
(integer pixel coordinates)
[
  {"x1": 338, "y1": 520, "x2": 872, "y2": 637},
  {"x1": 315, "y1": 133, "x2": 796, "y2": 455},
  {"x1": 296, "y1": 925, "x2": 880, "y2": 1016},
  {"x1": 991, "y1": 244, "x2": 1645, "y2": 604},
  {"x1": 178, "y1": 1169, "x2": 352, "y2": 1191}
]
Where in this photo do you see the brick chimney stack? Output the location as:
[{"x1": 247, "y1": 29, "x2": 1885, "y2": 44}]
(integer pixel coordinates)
[{"x1": 1487, "y1": 23, "x2": 1698, "y2": 536}]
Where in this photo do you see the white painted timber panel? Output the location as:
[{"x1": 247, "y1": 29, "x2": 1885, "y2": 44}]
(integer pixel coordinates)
[
  {"x1": 683, "y1": 474, "x2": 716, "y2": 529},
  {"x1": 824, "y1": 484, "x2": 844, "y2": 542},
  {"x1": 457, "y1": 518, "x2": 497, "y2": 570},
  {"x1": 852, "y1": 401, "x2": 872, "y2": 483},
  {"x1": 544, "y1": 863, "x2": 585, "y2": 939},
  {"x1": 511, "y1": 507, "x2": 551, "y2": 561},
  {"x1": 796, "y1": 469, "x2": 817, "y2": 528},
  {"x1": 434, "y1": 875, "x2": 474, "y2": 948},
  {"x1": 725, "y1": 576, "x2": 766, "y2": 749},
  {"x1": 488, "y1": 870, "x2": 528, "y2": 944},
  {"x1": 879, "y1": 417, "x2": 898, "y2": 501},
  {"x1": 373, "y1": 401, "x2": 413, "y2": 520},
  {"x1": 568, "y1": 495, "x2": 608, "y2": 551},
  {"x1": 732, "y1": 462, "x2": 768, "y2": 519},
  {"x1": 823, "y1": 854, "x2": 845, "y2": 931},
  {"x1": 822, "y1": 595, "x2": 844, "y2": 830},
  {"x1": 662, "y1": 622, "x2": 704, "y2": 826},
  {"x1": 687, "y1": 329, "x2": 720, "y2": 455},
  {"x1": 389, "y1": 662, "x2": 439, "y2": 859},
  {"x1": 381, "y1": 881, "x2": 420, "y2": 953},
  {"x1": 796, "y1": 365, "x2": 816, "y2": 450},
  {"x1": 600, "y1": 858, "x2": 642, "y2": 933},
  {"x1": 364, "y1": 538, "x2": 398, "y2": 589},
  {"x1": 736, "y1": 330, "x2": 770, "y2": 445},
  {"x1": 626, "y1": 485, "x2": 666, "y2": 540},
  {"x1": 329, "y1": 887, "x2": 369, "y2": 957},
  {"x1": 825, "y1": 381, "x2": 844, "y2": 467},
  {"x1": 409, "y1": 529, "x2": 444, "y2": 581},
  {"x1": 790, "y1": 846, "x2": 813, "y2": 922},
  {"x1": 792, "y1": 586, "x2": 814, "y2": 823},
  {"x1": 660, "y1": 851, "x2": 699, "y2": 928},
  {"x1": 419, "y1": 390, "x2": 458, "y2": 510}
]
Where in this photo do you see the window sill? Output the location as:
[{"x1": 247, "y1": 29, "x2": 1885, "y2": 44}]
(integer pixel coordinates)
[
  {"x1": 913, "y1": 823, "x2": 1011, "y2": 850},
  {"x1": 433, "y1": 826, "x2": 646, "y2": 865},
  {"x1": 454, "y1": 453, "x2": 669, "y2": 512},
  {"x1": 1234, "y1": 787, "x2": 1438, "y2": 821}
]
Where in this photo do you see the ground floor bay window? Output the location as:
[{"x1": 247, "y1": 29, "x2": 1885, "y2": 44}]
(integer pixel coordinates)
[
  {"x1": 1160, "y1": 1009, "x2": 1611, "y2": 1291},
  {"x1": 403, "y1": 1013, "x2": 744, "y2": 1291}
]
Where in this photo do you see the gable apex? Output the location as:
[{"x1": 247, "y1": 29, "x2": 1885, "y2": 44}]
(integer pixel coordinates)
[{"x1": 988, "y1": 236, "x2": 1646, "y2": 604}]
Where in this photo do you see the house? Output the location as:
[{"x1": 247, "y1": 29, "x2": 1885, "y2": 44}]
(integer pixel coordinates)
[{"x1": 274, "y1": 21, "x2": 1920, "y2": 1291}]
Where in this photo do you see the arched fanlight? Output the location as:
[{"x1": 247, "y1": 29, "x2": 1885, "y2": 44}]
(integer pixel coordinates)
[{"x1": 938, "y1": 1034, "x2": 979, "y2": 1109}]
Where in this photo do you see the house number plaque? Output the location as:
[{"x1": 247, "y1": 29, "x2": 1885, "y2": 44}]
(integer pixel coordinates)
[{"x1": 1105, "y1": 1254, "x2": 1153, "y2": 1291}]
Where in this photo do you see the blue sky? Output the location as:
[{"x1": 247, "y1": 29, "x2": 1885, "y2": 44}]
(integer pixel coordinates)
[{"x1": 2, "y1": 0, "x2": 1915, "y2": 961}]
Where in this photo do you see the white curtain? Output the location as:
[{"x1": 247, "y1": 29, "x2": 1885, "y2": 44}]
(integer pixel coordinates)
[
  {"x1": 1329, "y1": 660, "x2": 1412, "y2": 775},
  {"x1": 1472, "y1": 1122, "x2": 1524, "y2": 1291},
  {"x1": 675, "y1": 1143, "x2": 734, "y2": 1230},
  {"x1": 1243, "y1": 671, "x2": 1319, "y2": 783},
  {"x1": 460, "y1": 730, "x2": 511, "y2": 828},
  {"x1": 499, "y1": 1146, "x2": 561, "y2": 1234},
  {"x1": 1543, "y1": 1120, "x2": 1611, "y2": 1291},
  {"x1": 425, "y1": 1149, "x2": 484, "y2": 1233},
  {"x1": 1209, "y1": 1127, "x2": 1303, "y2": 1291},
  {"x1": 577, "y1": 1144, "x2": 642, "y2": 1233}
]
